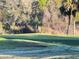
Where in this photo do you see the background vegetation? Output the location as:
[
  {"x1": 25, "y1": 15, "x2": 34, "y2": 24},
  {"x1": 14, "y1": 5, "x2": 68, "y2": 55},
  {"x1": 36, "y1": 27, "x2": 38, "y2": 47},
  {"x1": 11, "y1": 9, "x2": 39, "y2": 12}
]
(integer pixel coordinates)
[{"x1": 0, "y1": 0, "x2": 79, "y2": 35}]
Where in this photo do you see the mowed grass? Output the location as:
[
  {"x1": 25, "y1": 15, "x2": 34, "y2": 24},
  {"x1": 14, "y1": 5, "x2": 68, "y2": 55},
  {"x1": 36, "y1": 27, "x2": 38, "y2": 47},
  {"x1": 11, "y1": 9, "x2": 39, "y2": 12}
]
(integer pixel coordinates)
[
  {"x1": 0, "y1": 35, "x2": 62, "y2": 49},
  {"x1": 0, "y1": 38, "x2": 51, "y2": 49},
  {"x1": 1, "y1": 33, "x2": 79, "y2": 41},
  {"x1": 0, "y1": 33, "x2": 79, "y2": 49}
]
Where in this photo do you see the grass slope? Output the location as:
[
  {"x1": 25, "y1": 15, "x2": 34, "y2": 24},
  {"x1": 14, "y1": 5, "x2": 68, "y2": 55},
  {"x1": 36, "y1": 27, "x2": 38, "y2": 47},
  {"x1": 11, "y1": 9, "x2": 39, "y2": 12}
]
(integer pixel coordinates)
[{"x1": 0, "y1": 33, "x2": 79, "y2": 47}]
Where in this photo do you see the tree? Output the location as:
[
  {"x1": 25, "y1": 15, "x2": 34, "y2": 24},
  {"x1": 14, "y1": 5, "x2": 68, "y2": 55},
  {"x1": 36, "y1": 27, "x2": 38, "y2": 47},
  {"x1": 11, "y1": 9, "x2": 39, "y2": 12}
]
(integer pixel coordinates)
[
  {"x1": 60, "y1": 0, "x2": 77, "y2": 35},
  {"x1": 30, "y1": 1, "x2": 43, "y2": 32},
  {"x1": 38, "y1": 0, "x2": 47, "y2": 9}
]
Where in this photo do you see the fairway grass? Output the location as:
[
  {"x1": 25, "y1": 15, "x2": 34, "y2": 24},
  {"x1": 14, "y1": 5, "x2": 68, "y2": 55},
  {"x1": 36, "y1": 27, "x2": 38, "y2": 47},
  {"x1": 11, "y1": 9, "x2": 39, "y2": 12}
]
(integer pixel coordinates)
[
  {"x1": 0, "y1": 38, "x2": 65, "y2": 49},
  {"x1": 0, "y1": 33, "x2": 77, "y2": 36},
  {"x1": 0, "y1": 34, "x2": 78, "y2": 58},
  {"x1": 0, "y1": 33, "x2": 78, "y2": 49},
  {"x1": 0, "y1": 33, "x2": 79, "y2": 38}
]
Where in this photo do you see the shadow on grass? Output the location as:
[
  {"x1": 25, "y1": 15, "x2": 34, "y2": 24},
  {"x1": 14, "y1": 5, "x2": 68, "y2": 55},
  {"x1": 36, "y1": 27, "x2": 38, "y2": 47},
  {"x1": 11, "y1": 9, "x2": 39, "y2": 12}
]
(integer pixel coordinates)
[
  {"x1": 0, "y1": 40, "x2": 48, "y2": 49},
  {"x1": 0, "y1": 36, "x2": 79, "y2": 57},
  {"x1": 0, "y1": 39, "x2": 49, "y2": 57}
]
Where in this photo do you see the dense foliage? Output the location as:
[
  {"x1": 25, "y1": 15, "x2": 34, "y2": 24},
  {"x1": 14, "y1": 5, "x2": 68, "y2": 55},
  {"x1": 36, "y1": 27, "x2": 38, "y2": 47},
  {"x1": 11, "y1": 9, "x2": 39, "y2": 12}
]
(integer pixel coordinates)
[
  {"x1": 0, "y1": 0, "x2": 79, "y2": 35},
  {"x1": 38, "y1": 0, "x2": 47, "y2": 9}
]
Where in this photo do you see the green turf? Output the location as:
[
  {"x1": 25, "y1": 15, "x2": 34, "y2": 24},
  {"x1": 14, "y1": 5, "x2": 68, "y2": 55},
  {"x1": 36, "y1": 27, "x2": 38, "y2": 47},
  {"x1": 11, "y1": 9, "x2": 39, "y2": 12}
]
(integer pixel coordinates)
[{"x1": 0, "y1": 33, "x2": 78, "y2": 49}]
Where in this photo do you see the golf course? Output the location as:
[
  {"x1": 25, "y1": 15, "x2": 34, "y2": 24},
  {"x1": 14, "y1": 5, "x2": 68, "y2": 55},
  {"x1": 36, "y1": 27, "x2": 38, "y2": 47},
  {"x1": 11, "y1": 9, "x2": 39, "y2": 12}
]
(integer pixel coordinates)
[{"x1": 0, "y1": 33, "x2": 79, "y2": 59}]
